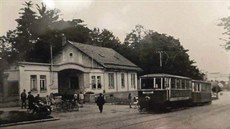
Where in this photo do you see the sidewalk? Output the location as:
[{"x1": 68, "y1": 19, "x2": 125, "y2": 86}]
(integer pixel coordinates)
[
  {"x1": 52, "y1": 103, "x2": 139, "y2": 120},
  {"x1": 0, "y1": 103, "x2": 139, "y2": 121}
]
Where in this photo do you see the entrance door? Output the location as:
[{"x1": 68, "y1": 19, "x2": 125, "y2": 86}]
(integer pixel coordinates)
[{"x1": 69, "y1": 77, "x2": 79, "y2": 90}]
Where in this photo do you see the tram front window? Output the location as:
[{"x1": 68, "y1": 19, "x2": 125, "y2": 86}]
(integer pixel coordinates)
[
  {"x1": 155, "y1": 78, "x2": 161, "y2": 89},
  {"x1": 141, "y1": 78, "x2": 153, "y2": 89}
]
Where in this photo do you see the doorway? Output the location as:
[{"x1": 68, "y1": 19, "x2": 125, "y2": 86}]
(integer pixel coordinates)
[{"x1": 58, "y1": 69, "x2": 82, "y2": 95}]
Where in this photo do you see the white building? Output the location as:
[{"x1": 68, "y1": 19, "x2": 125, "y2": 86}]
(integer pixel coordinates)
[{"x1": 2, "y1": 41, "x2": 142, "y2": 103}]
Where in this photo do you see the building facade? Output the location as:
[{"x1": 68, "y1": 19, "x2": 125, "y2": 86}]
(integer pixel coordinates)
[{"x1": 2, "y1": 41, "x2": 142, "y2": 103}]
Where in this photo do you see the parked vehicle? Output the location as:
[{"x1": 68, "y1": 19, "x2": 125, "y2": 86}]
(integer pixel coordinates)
[
  {"x1": 27, "y1": 101, "x2": 52, "y2": 116},
  {"x1": 138, "y1": 74, "x2": 212, "y2": 112}
]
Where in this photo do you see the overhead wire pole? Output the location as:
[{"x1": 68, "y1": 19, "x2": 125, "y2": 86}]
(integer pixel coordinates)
[
  {"x1": 50, "y1": 41, "x2": 54, "y2": 87},
  {"x1": 156, "y1": 51, "x2": 163, "y2": 67}
]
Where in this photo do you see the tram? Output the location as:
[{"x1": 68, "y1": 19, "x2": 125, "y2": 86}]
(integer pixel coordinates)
[
  {"x1": 191, "y1": 80, "x2": 212, "y2": 105},
  {"x1": 138, "y1": 74, "x2": 212, "y2": 111}
]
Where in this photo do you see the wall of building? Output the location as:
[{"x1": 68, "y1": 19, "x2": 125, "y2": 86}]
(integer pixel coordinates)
[
  {"x1": 103, "y1": 71, "x2": 138, "y2": 93},
  {"x1": 3, "y1": 68, "x2": 20, "y2": 103},
  {"x1": 19, "y1": 63, "x2": 58, "y2": 98}
]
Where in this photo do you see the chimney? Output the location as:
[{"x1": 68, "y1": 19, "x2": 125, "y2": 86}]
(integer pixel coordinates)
[{"x1": 62, "y1": 33, "x2": 66, "y2": 46}]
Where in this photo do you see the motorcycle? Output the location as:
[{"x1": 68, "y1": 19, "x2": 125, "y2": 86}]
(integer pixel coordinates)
[{"x1": 27, "y1": 101, "x2": 52, "y2": 116}]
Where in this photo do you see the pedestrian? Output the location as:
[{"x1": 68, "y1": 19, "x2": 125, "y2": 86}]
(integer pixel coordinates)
[
  {"x1": 34, "y1": 94, "x2": 41, "y2": 104},
  {"x1": 27, "y1": 92, "x2": 34, "y2": 109},
  {"x1": 128, "y1": 93, "x2": 132, "y2": 108},
  {"x1": 50, "y1": 93, "x2": 55, "y2": 105},
  {"x1": 74, "y1": 90, "x2": 78, "y2": 102},
  {"x1": 133, "y1": 96, "x2": 139, "y2": 109},
  {"x1": 79, "y1": 91, "x2": 84, "y2": 107},
  {"x1": 96, "y1": 93, "x2": 105, "y2": 113},
  {"x1": 46, "y1": 95, "x2": 51, "y2": 105},
  {"x1": 73, "y1": 91, "x2": 79, "y2": 108},
  {"x1": 20, "y1": 89, "x2": 27, "y2": 109}
]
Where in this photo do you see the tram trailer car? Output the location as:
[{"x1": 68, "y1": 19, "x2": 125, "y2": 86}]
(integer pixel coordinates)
[
  {"x1": 138, "y1": 74, "x2": 212, "y2": 111},
  {"x1": 191, "y1": 80, "x2": 212, "y2": 105}
]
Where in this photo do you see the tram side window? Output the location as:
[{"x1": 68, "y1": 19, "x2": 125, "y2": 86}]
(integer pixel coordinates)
[
  {"x1": 176, "y1": 79, "x2": 181, "y2": 89},
  {"x1": 171, "y1": 78, "x2": 176, "y2": 89},
  {"x1": 186, "y1": 80, "x2": 190, "y2": 89},
  {"x1": 155, "y1": 78, "x2": 161, "y2": 89},
  {"x1": 201, "y1": 83, "x2": 208, "y2": 92},
  {"x1": 207, "y1": 84, "x2": 211, "y2": 92},
  {"x1": 163, "y1": 78, "x2": 169, "y2": 89},
  {"x1": 197, "y1": 83, "x2": 201, "y2": 92},
  {"x1": 192, "y1": 82, "x2": 195, "y2": 91},
  {"x1": 182, "y1": 80, "x2": 186, "y2": 89},
  {"x1": 194, "y1": 83, "x2": 199, "y2": 92},
  {"x1": 141, "y1": 78, "x2": 153, "y2": 89}
]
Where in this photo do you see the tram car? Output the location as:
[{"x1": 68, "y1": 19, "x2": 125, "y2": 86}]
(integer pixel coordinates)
[
  {"x1": 138, "y1": 74, "x2": 212, "y2": 111},
  {"x1": 138, "y1": 74, "x2": 192, "y2": 111},
  {"x1": 191, "y1": 80, "x2": 212, "y2": 105}
]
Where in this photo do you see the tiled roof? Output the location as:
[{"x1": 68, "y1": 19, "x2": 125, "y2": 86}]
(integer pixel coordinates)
[{"x1": 69, "y1": 41, "x2": 142, "y2": 71}]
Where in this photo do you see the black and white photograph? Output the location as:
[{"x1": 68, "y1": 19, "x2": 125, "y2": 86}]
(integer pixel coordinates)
[{"x1": 0, "y1": 0, "x2": 230, "y2": 128}]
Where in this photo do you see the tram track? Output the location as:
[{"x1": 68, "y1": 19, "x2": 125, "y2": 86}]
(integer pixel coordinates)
[{"x1": 80, "y1": 103, "x2": 230, "y2": 129}]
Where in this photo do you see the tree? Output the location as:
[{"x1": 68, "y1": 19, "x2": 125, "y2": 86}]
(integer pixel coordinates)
[
  {"x1": 0, "y1": 30, "x2": 18, "y2": 63},
  {"x1": 122, "y1": 25, "x2": 204, "y2": 79},
  {"x1": 28, "y1": 3, "x2": 61, "y2": 63},
  {"x1": 15, "y1": 1, "x2": 37, "y2": 61},
  {"x1": 88, "y1": 28, "x2": 121, "y2": 50},
  {"x1": 219, "y1": 10, "x2": 230, "y2": 50}
]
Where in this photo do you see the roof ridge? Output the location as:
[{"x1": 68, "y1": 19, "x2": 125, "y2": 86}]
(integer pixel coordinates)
[
  {"x1": 67, "y1": 40, "x2": 142, "y2": 71},
  {"x1": 68, "y1": 41, "x2": 113, "y2": 51}
]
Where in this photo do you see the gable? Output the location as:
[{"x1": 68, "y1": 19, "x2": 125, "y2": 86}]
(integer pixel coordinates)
[{"x1": 53, "y1": 44, "x2": 103, "y2": 68}]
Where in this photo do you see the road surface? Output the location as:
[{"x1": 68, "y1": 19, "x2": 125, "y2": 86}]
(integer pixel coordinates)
[{"x1": 3, "y1": 91, "x2": 230, "y2": 129}]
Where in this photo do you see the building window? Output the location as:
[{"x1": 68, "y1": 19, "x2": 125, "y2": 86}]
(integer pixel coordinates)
[
  {"x1": 108, "y1": 73, "x2": 115, "y2": 89},
  {"x1": 69, "y1": 53, "x2": 73, "y2": 57},
  {"x1": 91, "y1": 76, "x2": 96, "y2": 89},
  {"x1": 131, "y1": 73, "x2": 135, "y2": 88},
  {"x1": 91, "y1": 75, "x2": 102, "y2": 89},
  {"x1": 30, "y1": 75, "x2": 37, "y2": 91},
  {"x1": 97, "y1": 76, "x2": 102, "y2": 89},
  {"x1": 121, "y1": 73, "x2": 125, "y2": 88},
  {"x1": 40, "y1": 75, "x2": 47, "y2": 91}
]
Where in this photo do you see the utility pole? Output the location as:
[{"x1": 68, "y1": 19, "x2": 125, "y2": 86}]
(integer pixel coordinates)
[{"x1": 156, "y1": 51, "x2": 163, "y2": 67}]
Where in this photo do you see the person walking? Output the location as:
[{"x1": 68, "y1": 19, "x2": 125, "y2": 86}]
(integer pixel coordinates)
[
  {"x1": 20, "y1": 89, "x2": 27, "y2": 109},
  {"x1": 128, "y1": 93, "x2": 132, "y2": 108},
  {"x1": 27, "y1": 92, "x2": 34, "y2": 109},
  {"x1": 96, "y1": 93, "x2": 105, "y2": 113}
]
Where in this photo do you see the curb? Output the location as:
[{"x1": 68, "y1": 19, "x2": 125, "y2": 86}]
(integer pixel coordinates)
[{"x1": 0, "y1": 117, "x2": 60, "y2": 127}]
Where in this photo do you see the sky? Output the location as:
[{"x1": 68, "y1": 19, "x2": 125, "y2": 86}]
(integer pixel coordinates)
[{"x1": 0, "y1": 0, "x2": 230, "y2": 76}]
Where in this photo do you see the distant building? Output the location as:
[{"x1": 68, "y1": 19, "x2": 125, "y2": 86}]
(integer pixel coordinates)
[{"x1": 2, "y1": 41, "x2": 142, "y2": 104}]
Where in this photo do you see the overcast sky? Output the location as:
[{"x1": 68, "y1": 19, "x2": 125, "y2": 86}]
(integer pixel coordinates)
[{"x1": 0, "y1": 0, "x2": 230, "y2": 75}]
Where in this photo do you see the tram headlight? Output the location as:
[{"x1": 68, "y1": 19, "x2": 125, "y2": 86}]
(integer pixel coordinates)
[{"x1": 145, "y1": 96, "x2": 150, "y2": 100}]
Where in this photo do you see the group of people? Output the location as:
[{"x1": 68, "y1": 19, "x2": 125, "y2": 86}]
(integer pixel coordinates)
[
  {"x1": 73, "y1": 91, "x2": 85, "y2": 107},
  {"x1": 21, "y1": 90, "x2": 134, "y2": 113},
  {"x1": 20, "y1": 89, "x2": 53, "y2": 109}
]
